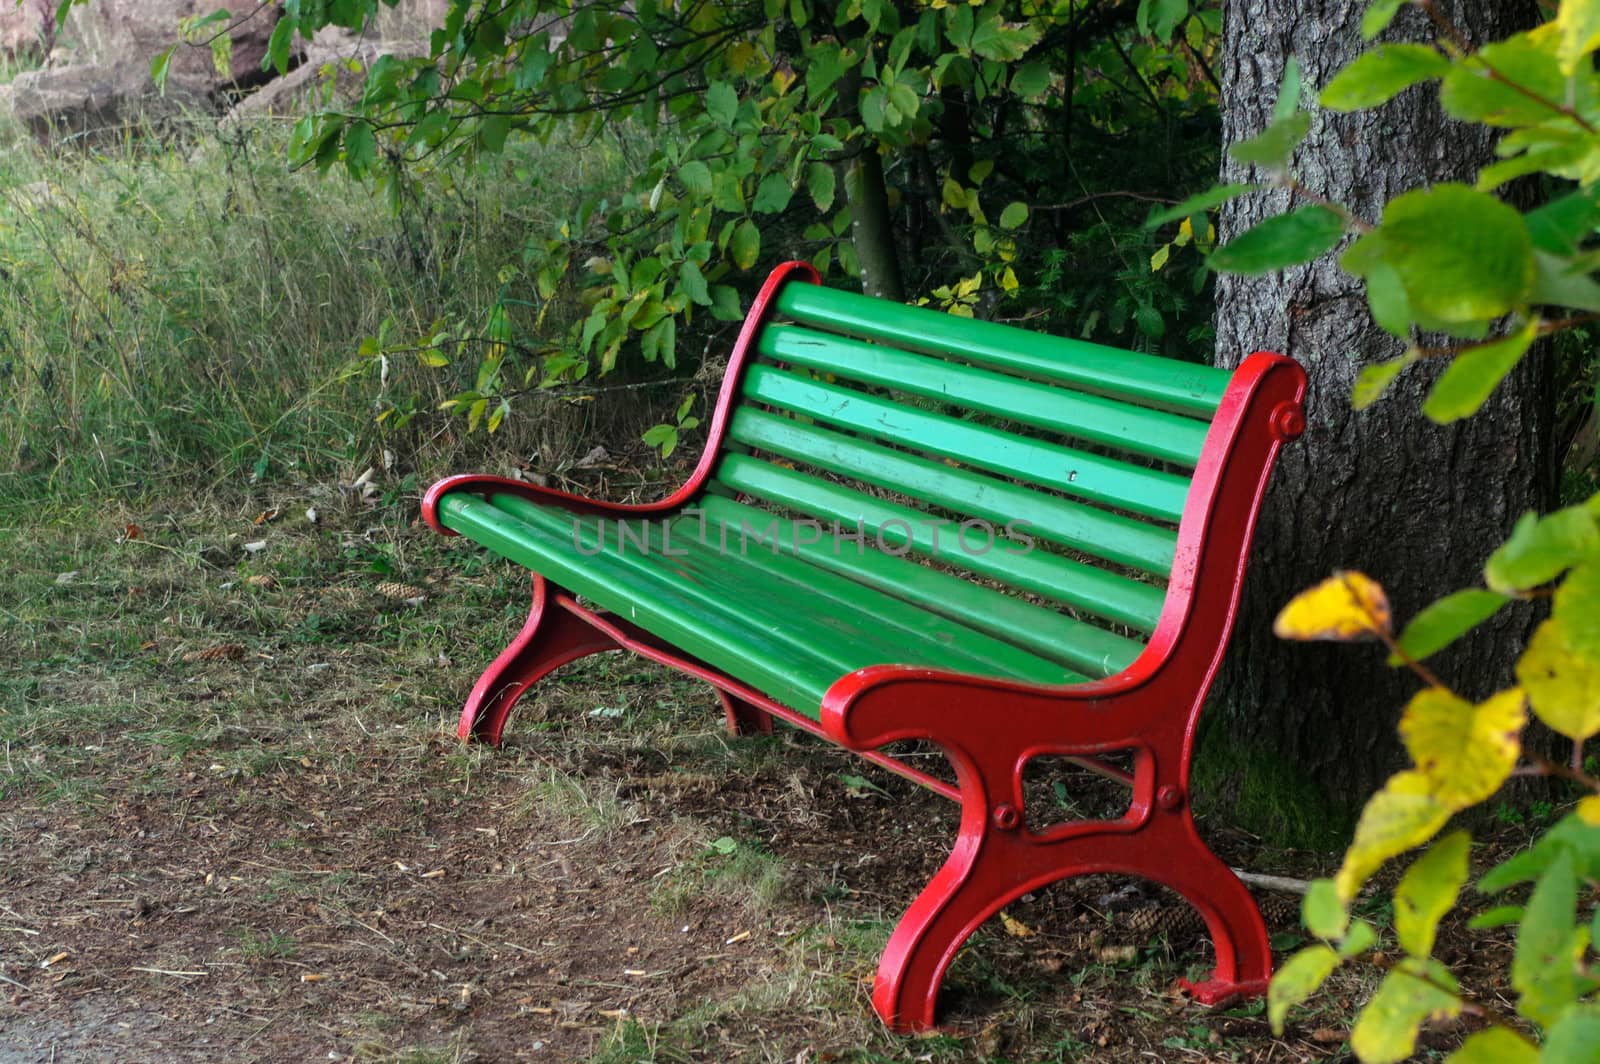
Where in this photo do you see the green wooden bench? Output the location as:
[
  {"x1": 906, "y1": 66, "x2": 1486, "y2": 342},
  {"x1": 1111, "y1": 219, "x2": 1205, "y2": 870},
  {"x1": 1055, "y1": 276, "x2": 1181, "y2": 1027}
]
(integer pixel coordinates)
[{"x1": 422, "y1": 261, "x2": 1307, "y2": 1031}]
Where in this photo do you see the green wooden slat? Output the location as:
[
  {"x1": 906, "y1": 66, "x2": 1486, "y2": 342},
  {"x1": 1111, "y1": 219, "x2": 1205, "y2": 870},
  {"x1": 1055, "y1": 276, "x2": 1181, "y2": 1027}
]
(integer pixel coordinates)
[
  {"x1": 742, "y1": 365, "x2": 1189, "y2": 523},
  {"x1": 437, "y1": 493, "x2": 832, "y2": 713},
  {"x1": 489, "y1": 495, "x2": 1076, "y2": 687},
  {"x1": 711, "y1": 454, "x2": 1167, "y2": 631},
  {"x1": 647, "y1": 513, "x2": 1079, "y2": 686},
  {"x1": 728, "y1": 405, "x2": 1178, "y2": 576},
  {"x1": 700, "y1": 496, "x2": 1144, "y2": 678},
  {"x1": 760, "y1": 324, "x2": 1210, "y2": 467},
  {"x1": 443, "y1": 494, "x2": 1083, "y2": 711},
  {"x1": 774, "y1": 282, "x2": 1230, "y2": 416}
]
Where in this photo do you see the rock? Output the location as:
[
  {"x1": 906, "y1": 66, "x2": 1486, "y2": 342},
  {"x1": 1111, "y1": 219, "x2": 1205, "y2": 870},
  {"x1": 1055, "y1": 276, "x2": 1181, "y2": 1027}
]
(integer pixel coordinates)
[
  {"x1": 0, "y1": 0, "x2": 52, "y2": 60},
  {"x1": 8, "y1": 61, "x2": 214, "y2": 147},
  {"x1": 65, "y1": 1, "x2": 279, "y2": 91}
]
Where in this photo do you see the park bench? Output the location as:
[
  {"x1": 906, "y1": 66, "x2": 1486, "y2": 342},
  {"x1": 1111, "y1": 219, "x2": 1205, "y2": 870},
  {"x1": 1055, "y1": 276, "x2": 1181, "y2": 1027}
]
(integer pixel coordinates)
[{"x1": 421, "y1": 260, "x2": 1307, "y2": 1032}]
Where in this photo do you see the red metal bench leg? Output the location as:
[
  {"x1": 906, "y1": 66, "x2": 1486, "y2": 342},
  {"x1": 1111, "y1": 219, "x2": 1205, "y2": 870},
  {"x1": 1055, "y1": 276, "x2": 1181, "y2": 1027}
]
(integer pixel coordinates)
[
  {"x1": 872, "y1": 805, "x2": 1270, "y2": 1031},
  {"x1": 459, "y1": 575, "x2": 618, "y2": 745},
  {"x1": 717, "y1": 690, "x2": 775, "y2": 736}
]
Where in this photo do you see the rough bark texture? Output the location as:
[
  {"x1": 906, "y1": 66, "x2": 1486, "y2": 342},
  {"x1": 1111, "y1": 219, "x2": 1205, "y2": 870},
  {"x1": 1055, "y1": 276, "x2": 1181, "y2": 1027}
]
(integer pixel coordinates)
[
  {"x1": 1212, "y1": 0, "x2": 1554, "y2": 811},
  {"x1": 846, "y1": 149, "x2": 907, "y2": 302}
]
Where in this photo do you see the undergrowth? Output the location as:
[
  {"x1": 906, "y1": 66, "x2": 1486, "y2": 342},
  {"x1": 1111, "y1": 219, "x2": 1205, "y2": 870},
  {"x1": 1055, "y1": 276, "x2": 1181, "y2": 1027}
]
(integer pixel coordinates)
[{"x1": 0, "y1": 111, "x2": 646, "y2": 514}]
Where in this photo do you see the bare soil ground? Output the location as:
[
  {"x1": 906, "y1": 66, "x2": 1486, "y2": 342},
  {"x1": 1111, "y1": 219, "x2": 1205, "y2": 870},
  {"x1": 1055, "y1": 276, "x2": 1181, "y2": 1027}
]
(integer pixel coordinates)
[{"x1": 0, "y1": 490, "x2": 1530, "y2": 1062}]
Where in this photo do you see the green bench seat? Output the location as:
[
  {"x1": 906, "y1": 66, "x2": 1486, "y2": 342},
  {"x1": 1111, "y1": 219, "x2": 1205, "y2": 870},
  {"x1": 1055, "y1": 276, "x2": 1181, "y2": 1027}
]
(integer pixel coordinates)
[{"x1": 422, "y1": 260, "x2": 1307, "y2": 1032}]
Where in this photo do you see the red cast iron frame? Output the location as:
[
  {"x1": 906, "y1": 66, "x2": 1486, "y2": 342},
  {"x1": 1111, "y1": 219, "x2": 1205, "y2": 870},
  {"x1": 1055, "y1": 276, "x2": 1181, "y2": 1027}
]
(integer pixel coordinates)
[{"x1": 423, "y1": 262, "x2": 1308, "y2": 1032}]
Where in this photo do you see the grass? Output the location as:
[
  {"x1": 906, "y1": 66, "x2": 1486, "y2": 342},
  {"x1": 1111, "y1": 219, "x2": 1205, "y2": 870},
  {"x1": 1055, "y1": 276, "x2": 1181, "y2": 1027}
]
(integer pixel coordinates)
[{"x1": 0, "y1": 108, "x2": 645, "y2": 513}]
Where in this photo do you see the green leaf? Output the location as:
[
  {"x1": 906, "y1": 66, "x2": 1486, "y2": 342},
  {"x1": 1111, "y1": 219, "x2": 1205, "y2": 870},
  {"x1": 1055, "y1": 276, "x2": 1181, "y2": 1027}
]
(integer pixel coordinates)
[
  {"x1": 1302, "y1": 878, "x2": 1348, "y2": 940},
  {"x1": 1479, "y1": 812, "x2": 1600, "y2": 892},
  {"x1": 265, "y1": 14, "x2": 296, "y2": 75},
  {"x1": 1531, "y1": 251, "x2": 1600, "y2": 313},
  {"x1": 752, "y1": 172, "x2": 793, "y2": 214},
  {"x1": 806, "y1": 162, "x2": 836, "y2": 212},
  {"x1": 999, "y1": 201, "x2": 1029, "y2": 230},
  {"x1": 1340, "y1": 919, "x2": 1378, "y2": 958},
  {"x1": 730, "y1": 219, "x2": 761, "y2": 270},
  {"x1": 1440, "y1": 35, "x2": 1575, "y2": 128},
  {"x1": 679, "y1": 260, "x2": 711, "y2": 306},
  {"x1": 1388, "y1": 588, "x2": 1510, "y2": 665},
  {"x1": 1320, "y1": 45, "x2": 1451, "y2": 111},
  {"x1": 1145, "y1": 183, "x2": 1257, "y2": 228},
  {"x1": 678, "y1": 160, "x2": 713, "y2": 199},
  {"x1": 861, "y1": 86, "x2": 888, "y2": 132},
  {"x1": 1394, "y1": 831, "x2": 1469, "y2": 958},
  {"x1": 709, "y1": 284, "x2": 743, "y2": 321},
  {"x1": 1371, "y1": 184, "x2": 1535, "y2": 326},
  {"x1": 1544, "y1": 1004, "x2": 1600, "y2": 1059},
  {"x1": 151, "y1": 46, "x2": 176, "y2": 91},
  {"x1": 641, "y1": 423, "x2": 678, "y2": 456},
  {"x1": 1526, "y1": 190, "x2": 1600, "y2": 256},
  {"x1": 1485, "y1": 505, "x2": 1600, "y2": 593},
  {"x1": 1229, "y1": 111, "x2": 1311, "y2": 170},
  {"x1": 1137, "y1": 0, "x2": 1188, "y2": 43},
  {"x1": 1465, "y1": 905, "x2": 1523, "y2": 930},
  {"x1": 1353, "y1": 354, "x2": 1415, "y2": 410},
  {"x1": 1555, "y1": 561, "x2": 1600, "y2": 659},
  {"x1": 1362, "y1": 0, "x2": 1408, "y2": 40},
  {"x1": 706, "y1": 82, "x2": 738, "y2": 127},
  {"x1": 343, "y1": 121, "x2": 376, "y2": 178},
  {"x1": 1267, "y1": 945, "x2": 1339, "y2": 1035},
  {"x1": 1274, "y1": 58, "x2": 1303, "y2": 122},
  {"x1": 1010, "y1": 61, "x2": 1052, "y2": 99},
  {"x1": 1349, "y1": 964, "x2": 1462, "y2": 1064},
  {"x1": 1442, "y1": 1027, "x2": 1538, "y2": 1063},
  {"x1": 1422, "y1": 317, "x2": 1539, "y2": 424},
  {"x1": 969, "y1": 13, "x2": 1042, "y2": 62},
  {"x1": 1512, "y1": 849, "x2": 1587, "y2": 1025},
  {"x1": 1209, "y1": 207, "x2": 1345, "y2": 274}
]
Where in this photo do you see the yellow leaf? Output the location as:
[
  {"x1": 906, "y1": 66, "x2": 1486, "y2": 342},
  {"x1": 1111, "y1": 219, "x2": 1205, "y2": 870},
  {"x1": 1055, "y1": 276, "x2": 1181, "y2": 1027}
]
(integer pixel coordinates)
[
  {"x1": 999, "y1": 911, "x2": 1034, "y2": 938},
  {"x1": 1558, "y1": 0, "x2": 1600, "y2": 74},
  {"x1": 1578, "y1": 796, "x2": 1600, "y2": 826},
  {"x1": 1150, "y1": 244, "x2": 1171, "y2": 272},
  {"x1": 1273, "y1": 571, "x2": 1393, "y2": 642},
  {"x1": 1515, "y1": 617, "x2": 1600, "y2": 743},
  {"x1": 1399, "y1": 688, "x2": 1525, "y2": 810},
  {"x1": 1335, "y1": 770, "x2": 1451, "y2": 903}
]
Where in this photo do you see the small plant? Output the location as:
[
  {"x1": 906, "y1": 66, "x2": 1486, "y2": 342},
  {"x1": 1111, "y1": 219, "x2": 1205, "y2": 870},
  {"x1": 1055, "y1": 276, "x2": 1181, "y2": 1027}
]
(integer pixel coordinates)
[
  {"x1": 642, "y1": 395, "x2": 701, "y2": 460},
  {"x1": 237, "y1": 929, "x2": 297, "y2": 960}
]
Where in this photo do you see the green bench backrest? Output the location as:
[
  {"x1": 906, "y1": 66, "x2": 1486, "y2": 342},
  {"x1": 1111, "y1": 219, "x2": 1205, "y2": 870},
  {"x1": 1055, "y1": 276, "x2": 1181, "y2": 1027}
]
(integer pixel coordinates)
[{"x1": 704, "y1": 281, "x2": 1235, "y2": 680}]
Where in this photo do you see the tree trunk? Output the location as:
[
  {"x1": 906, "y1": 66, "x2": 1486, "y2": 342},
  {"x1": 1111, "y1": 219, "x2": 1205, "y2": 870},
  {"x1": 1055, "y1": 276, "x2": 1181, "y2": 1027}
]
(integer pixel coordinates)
[
  {"x1": 845, "y1": 147, "x2": 906, "y2": 302},
  {"x1": 1210, "y1": 0, "x2": 1554, "y2": 820}
]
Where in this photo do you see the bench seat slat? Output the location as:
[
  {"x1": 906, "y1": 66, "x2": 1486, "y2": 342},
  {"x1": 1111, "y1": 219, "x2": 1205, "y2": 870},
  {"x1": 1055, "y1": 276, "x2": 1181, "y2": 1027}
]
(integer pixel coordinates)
[
  {"x1": 728, "y1": 406, "x2": 1179, "y2": 576},
  {"x1": 743, "y1": 365, "x2": 1190, "y2": 523},
  {"x1": 699, "y1": 496, "x2": 1145, "y2": 678},
  {"x1": 760, "y1": 325, "x2": 1211, "y2": 467},
  {"x1": 439, "y1": 493, "x2": 1084, "y2": 717},
  {"x1": 774, "y1": 282, "x2": 1232, "y2": 417},
  {"x1": 439, "y1": 493, "x2": 829, "y2": 711},
  {"x1": 711, "y1": 453, "x2": 1167, "y2": 632},
  {"x1": 489, "y1": 495, "x2": 1078, "y2": 687}
]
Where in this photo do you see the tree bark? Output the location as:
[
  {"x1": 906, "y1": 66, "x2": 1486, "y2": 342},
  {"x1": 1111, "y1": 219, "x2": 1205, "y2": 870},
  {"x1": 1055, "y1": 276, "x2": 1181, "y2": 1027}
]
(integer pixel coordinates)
[
  {"x1": 1211, "y1": 0, "x2": 1554, "y2": 813},
  {"x1": 845, "y1": 147, "x2": 906, "y2": 302}
]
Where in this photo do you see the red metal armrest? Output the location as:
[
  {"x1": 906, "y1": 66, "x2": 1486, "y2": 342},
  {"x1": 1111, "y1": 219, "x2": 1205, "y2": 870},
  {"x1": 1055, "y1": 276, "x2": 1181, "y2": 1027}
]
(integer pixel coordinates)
[{"x1": 422, "y1": 260, "x2": 823, "y2": 537}]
